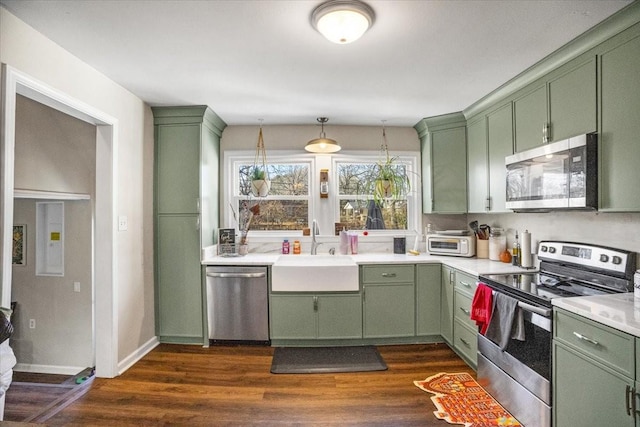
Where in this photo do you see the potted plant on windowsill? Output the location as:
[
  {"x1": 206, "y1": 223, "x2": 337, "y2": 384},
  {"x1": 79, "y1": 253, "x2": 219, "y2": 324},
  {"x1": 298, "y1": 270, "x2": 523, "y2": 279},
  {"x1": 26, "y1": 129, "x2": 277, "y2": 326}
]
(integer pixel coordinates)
[{"x1": 250, "y1": 167, "x2": 270, "y2": 197}]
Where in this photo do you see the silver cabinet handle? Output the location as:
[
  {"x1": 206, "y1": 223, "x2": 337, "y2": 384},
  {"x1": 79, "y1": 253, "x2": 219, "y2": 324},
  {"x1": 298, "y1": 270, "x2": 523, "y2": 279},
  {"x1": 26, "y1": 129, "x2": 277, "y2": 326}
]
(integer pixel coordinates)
[
  {"x1": 459, "y1": 307, "x2": 470, "y2": 315},
  {"x1": 459, "y1": 338, "x2": 470, "y2": 347},
  {"x1": 460, "y1": 281, "x2": 471, "y2": 288},
  {"x1": 206, "y1": 272, "x2": 266, "y2": 279},
  {"x1": 573, "y1": 331, "x2": 599, "y2": 346},
  {"x1": 381, "y1": 273, "x2": 396, "y2": 278},
  {"x1": 626, "y1": 385, "x2": 635, "y2": 417},
  {"x1": 313, "y1": 296, "x2": 318, "y2": 312},
  {"x1": 485, "y1": 196, "x2": 491, "y2": 211},
  {"x1": 449, "y1": 271, "x2": 454, "y2": 285}
]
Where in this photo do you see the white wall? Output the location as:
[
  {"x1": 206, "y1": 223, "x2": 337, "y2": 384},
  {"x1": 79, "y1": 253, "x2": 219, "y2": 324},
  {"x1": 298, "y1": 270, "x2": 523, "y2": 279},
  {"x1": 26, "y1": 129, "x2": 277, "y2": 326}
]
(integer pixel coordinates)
[{"x1": 1, "y1": 8, "x2": 156, "y2": 365}]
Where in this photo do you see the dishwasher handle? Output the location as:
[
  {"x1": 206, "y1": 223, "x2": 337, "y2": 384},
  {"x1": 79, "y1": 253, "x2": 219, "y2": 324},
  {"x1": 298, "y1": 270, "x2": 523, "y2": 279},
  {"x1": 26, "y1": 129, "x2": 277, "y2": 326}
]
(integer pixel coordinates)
[{"x1": 207, "y1": 272, "x2": 266, "y2": 279}]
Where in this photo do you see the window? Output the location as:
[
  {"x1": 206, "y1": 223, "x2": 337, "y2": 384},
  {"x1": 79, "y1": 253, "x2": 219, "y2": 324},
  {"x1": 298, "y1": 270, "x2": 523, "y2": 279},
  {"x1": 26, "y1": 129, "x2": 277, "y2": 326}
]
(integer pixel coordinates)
[
  {"x1": 225, "y1": 151, "x2": 420, "y2": 234},
  {"x1": 336, "y1": 159, "x2": 411, "y2": 231},
  {"x1": 231, "y1": 158, "x2": 311, "y2": 231}
]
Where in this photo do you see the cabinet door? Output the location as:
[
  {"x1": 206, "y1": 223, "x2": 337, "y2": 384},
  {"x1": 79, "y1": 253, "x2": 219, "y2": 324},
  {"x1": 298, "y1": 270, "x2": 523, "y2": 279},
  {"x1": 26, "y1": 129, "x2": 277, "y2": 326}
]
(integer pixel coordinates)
[
  {"x1": 156, "y1": 124, "x2": 201, "y2": 214},
  {"x1": 549, "y1": 58, "x2": 597, "y2": 141},
  {"x1": 317, "y1": 294, "x2": 362, "y2": 339},
  {"x1": 553, "y1": 342, "x2": 635, "y2": 427},
  {"x1": 467, "y1": 117, "x2": 489, "y2": 213},
  {"x1": 514, "y1": 84, "x2": 547, "y2": 152},
  {"x1": 363, "y1": 284, "x2": 415, "y2": 338},
  {"x1": 487, "y1": 103, "x2": 514, "y2": 212},
  {"x1": 440, "y1": 265, "x2": 455, "y2": 344},
  {"x1": 600, "y1": 34, "x2": 640, "y2": 211},
  {"x1": 431, "y1": 127, "x2": 467, "y2": 213},
  {"x1": 157, "y1": 215, "x2": 203, "y2": 340},
  {"x1": 416, "y1": 264, "x2": 441, "y2": 336},
  {"x1": 270, "y1": 295, "x2": 316, "y2": 339}
]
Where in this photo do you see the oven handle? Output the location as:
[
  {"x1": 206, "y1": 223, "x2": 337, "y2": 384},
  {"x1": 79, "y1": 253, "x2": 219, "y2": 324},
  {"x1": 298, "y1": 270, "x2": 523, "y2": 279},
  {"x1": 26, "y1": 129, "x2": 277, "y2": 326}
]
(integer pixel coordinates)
[{"x1": 517, "y1": 301, "x2": 552, "y2": 317}]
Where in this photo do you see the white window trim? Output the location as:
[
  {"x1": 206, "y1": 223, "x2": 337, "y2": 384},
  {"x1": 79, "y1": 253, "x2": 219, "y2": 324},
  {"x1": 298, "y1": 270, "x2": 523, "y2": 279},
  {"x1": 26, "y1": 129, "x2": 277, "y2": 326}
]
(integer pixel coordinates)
[{"x1": 222, "y1": 150, "x2": 421, "y2": 238}]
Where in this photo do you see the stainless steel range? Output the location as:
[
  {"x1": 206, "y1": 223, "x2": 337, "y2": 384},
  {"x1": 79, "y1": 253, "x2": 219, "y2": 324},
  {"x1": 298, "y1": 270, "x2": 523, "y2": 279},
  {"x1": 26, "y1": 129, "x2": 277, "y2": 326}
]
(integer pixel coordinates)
[{"x1": 478, "y1": 241, "x2": 637, "y2": 427}]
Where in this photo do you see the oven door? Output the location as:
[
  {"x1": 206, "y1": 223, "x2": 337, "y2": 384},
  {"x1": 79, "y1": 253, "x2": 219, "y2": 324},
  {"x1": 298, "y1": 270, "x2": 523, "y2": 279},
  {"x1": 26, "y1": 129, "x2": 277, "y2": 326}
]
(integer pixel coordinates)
[{"x1": 477, "y1": 299, "x2": 552, "y2": 427}]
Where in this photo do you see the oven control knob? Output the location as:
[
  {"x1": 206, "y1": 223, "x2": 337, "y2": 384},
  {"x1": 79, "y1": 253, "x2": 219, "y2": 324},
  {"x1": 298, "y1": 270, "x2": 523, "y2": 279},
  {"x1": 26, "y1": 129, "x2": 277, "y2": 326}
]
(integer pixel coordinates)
[
  {"x1": 612, "y1": 256, "x2": 622, "y2": 265},
  {"x1": 540, "y1": 246, "x2": 548, "y2": 252},
  {"x1": 548, "y1": 247, "x2": 556, "y2": 254},
  {"x1": 600, "y1": 254, "x2": 609, "y2": 263}
]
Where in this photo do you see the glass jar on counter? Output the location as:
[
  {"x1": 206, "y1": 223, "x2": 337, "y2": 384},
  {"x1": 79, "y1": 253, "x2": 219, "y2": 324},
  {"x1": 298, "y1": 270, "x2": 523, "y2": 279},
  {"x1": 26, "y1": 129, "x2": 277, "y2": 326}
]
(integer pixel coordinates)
[{"x1": 489, "y1": 228, "x2": 506, "y2": 261}]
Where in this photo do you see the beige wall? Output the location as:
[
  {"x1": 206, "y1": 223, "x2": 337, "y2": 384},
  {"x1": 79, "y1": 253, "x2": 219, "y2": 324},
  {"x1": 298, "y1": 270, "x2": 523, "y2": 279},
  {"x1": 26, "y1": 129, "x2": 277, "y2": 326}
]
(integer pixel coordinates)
[{"x1": 1, "y1": 8, "x2": 156, "y2": 366}]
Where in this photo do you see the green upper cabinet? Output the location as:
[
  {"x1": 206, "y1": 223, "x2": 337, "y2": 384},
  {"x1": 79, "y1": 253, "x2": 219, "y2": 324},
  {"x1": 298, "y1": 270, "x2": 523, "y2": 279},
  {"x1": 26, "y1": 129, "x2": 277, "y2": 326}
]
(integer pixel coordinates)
[
  {"x1": 466, "y1": 116, "x2": 489, "y2": 212},
  {"x1": 598, "y1": 25, "x2": 640, "y2": 211},
  {"x1": 513, "y1": 84, "x2": 547, "y2": 153},
  {"x1": 415, "y1": 113, "x2": 467, "y2": 214},
  {"x1": 486, "y1": 102, "x2": 514, "y2": 213},
  {"x1": 548, "y1": 57, "x2": 597, "y2": 141}
]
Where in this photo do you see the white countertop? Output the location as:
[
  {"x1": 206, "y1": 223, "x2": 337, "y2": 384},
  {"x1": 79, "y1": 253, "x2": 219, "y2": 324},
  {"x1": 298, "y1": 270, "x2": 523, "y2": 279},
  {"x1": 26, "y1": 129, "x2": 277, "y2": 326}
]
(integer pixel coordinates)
[
  {"x1": 553, "y1": 293, "x2": 640, "y2": 338},
  {"x1": 201, "y1": 250, "x2": 535, "y2": 276}
]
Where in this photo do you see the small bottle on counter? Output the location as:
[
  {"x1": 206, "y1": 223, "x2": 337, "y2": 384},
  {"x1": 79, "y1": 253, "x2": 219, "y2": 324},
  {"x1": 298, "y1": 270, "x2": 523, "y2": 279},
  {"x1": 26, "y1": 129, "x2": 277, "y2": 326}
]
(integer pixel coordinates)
[
  {"x1": 293, "y1": 240, "x2": 301, "y2": 255},
  {"x1": 512, "y1": 231, "x2": 520, "y2": 266},
  {"x1": 282, "y1": 239, "x2": 290, "y2": 254}
]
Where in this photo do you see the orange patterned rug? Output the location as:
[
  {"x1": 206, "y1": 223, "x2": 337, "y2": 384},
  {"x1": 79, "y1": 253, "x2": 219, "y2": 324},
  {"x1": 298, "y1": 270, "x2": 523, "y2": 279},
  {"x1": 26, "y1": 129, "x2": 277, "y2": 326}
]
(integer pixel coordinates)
[{"x1": 414, "y1": 372, "x2": 522, "y2": 427}]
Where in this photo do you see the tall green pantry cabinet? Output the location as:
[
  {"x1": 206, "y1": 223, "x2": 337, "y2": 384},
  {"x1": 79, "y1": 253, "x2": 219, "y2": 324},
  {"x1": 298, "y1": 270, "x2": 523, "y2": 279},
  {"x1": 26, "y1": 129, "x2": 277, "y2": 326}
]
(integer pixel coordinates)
[{"x1": 153, "y1": 106, "x2": 226, "y2": 344}]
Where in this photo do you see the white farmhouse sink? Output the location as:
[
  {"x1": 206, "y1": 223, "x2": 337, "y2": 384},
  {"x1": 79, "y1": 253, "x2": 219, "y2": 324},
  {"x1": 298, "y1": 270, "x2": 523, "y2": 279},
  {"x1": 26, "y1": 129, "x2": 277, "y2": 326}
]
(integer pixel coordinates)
[{"x1": 271, "y1": 255, "x2": 359, "y2": 292}]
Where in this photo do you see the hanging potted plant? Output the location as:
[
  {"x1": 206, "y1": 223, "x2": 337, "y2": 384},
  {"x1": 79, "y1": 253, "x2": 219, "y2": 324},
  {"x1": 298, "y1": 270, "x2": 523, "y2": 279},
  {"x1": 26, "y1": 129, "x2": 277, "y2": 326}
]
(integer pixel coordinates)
[
  {"x1": 371, "y1": 123, "x2": 410, "y2": 205},
  {"x1": 250, "y1": 122, "x2": 270, "y2": 197},
  {"x1": 250, "y1": 166, "x2": 271, "y2": 197}
]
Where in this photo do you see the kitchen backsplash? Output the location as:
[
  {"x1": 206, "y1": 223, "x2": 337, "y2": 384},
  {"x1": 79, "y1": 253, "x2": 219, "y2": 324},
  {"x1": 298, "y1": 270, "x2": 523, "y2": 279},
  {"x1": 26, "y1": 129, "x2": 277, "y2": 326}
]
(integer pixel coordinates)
[{"x1": 424, "y1": 211, "x2": 640, "y2": 268}]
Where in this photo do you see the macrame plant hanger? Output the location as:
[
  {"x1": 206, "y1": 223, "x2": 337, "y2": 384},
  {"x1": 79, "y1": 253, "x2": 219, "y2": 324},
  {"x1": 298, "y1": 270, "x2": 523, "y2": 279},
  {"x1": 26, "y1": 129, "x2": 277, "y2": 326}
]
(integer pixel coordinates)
[{"x1": 251, "y1": 120, "x2": 270, "y2": 197}]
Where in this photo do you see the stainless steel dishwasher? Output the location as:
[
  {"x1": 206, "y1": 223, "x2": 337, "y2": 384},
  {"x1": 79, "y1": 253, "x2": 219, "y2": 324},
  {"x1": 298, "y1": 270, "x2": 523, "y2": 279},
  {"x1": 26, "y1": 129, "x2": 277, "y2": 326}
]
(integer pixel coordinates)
[{"x1": 205, "y1": 266, "x2": 269, "y2": 344}]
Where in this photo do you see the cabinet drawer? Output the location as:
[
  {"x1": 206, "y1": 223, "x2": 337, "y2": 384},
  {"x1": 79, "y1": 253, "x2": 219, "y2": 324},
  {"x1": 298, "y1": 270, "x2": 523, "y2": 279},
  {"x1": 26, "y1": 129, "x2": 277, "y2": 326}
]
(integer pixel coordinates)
[
  {"x1": 361, "y1": 265, "x2": 414, "y2": 284},
  {"x1": 554, "y1": 309, "x2": 634, "y2": 377},
  {"x1": 454, "y1": 290, "x2": 475, "y2": 329},
  {"x1": 455, "y1": 271, "x2": 477, "y2": 297},
  {"x1": 454, "y1": 319, "x2": 478, "y2": 366}
]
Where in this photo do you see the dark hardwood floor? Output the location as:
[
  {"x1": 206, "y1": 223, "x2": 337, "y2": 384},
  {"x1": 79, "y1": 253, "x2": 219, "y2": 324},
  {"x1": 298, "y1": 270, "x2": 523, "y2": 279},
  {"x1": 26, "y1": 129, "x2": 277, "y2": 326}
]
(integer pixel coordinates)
[{"x1": 5, "y1": 343, "x2": 475, "y2": 426}]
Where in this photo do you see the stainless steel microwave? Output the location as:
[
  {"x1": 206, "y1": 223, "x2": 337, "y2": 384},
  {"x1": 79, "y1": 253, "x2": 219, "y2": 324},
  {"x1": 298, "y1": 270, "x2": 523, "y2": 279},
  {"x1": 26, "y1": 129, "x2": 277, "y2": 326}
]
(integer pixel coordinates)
[
  {"x1": 427, "y1": 234, "x2": 476, "y2": 257},
  {"x1": 505, "y1": 133, "x2": 597, "y2": 211}
]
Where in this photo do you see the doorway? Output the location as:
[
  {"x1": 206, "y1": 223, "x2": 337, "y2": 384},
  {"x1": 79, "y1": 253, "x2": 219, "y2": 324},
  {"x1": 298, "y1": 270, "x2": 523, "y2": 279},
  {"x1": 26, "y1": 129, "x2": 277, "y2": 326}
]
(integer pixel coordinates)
[{"x1": 1, "y1": 65, "x2": 118, "y2": 377}]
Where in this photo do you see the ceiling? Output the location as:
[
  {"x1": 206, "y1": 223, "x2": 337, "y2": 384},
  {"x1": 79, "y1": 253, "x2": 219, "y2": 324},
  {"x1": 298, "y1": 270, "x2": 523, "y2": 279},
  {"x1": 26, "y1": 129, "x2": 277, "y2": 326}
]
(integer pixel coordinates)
[{"x1": 0, "y1": 0, "x2": 633, "y2": 126}]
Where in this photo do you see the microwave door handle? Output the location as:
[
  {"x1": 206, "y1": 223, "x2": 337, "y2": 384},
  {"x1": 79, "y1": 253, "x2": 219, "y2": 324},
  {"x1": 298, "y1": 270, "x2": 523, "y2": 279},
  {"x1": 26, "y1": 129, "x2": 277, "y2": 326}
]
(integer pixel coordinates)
[{"x1": 517, "y1": 301, "x2": 551, "y2": 317}]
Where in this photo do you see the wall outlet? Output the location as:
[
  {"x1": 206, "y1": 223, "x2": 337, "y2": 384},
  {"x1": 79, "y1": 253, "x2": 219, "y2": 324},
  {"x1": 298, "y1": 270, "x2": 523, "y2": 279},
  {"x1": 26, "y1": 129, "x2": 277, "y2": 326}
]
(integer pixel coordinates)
[
  {"x1": 118, "y1": 215, "x2": 128, "y2": 231},
  {"x1": 29, "y1": 319, "x2": 36, "y2": 329},
  {"x1": 74, "y1": 281, "x2": 81, "y2": 292}
]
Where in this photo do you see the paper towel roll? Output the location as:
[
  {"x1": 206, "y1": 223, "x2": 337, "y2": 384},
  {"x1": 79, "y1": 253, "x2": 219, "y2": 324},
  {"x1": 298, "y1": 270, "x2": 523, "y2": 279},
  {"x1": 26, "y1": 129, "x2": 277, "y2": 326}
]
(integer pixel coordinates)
[{"x1": 520, "y1": 230, "x2": 533, "y2": 268}]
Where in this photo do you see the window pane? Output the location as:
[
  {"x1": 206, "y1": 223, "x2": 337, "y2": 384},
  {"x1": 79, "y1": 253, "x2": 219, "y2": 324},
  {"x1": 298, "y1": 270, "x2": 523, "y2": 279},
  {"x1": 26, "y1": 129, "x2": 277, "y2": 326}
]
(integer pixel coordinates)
[
  {"x1": 239, "y1": 200, "x2": 309, "y2": 231},
  {"x1": 239, "y1": 164, "x2": 309, "y2": 196},
  {"x1": 338, "y1": 163, "x2": 375, "y2": 195},
  {"x1": 338, "y1": 199, "x2": 407, "y2": 230}
]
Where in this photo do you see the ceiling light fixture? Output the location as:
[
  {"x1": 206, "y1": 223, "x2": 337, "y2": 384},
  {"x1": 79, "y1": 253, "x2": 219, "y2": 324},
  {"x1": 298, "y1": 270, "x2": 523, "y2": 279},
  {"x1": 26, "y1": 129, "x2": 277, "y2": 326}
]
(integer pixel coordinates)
[
  {"x1": 311, "y1": 0, "x2": 375, "y2": 44},
  {"x1": 306, "y1": 117, "x2": 341, "y2": 153}
]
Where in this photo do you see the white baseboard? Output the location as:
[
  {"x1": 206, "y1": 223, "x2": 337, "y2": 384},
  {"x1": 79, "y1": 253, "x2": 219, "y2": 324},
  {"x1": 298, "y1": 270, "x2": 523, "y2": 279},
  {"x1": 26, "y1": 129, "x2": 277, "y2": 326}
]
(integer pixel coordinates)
[
  {"x1": 117, "y1": 336, "x2": 159, "y2": 375},
  {"x1": 13, "y1": 363, "x2": 86, "y2": 376}
]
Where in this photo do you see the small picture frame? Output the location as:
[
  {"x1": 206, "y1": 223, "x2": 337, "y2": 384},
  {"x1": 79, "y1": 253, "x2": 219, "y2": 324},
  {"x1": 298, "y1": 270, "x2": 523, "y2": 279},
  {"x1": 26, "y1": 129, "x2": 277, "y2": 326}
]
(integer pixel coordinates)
[
  {"x1": 218, "y1": 228, "x2": 236, "y2": 255},
  {"x1": 13, "y1": 224, "x2": 27, "y2": 266}
]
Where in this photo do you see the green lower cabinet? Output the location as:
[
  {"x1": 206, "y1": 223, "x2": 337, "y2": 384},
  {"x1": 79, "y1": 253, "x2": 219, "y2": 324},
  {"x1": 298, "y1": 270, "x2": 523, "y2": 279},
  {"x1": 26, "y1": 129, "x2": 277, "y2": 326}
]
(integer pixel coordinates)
[
  {"x1": 553, "y1": 342, "x2": 634, "y2": 427},
  {"x1": 270, "y1": 294, "x2": 362, "y2": 340},
  {"x1": 156, "y1": 215, "x2": 203, "y2": 342},
  {"x1": 363, "y1": 283, "x2": 415, "y2": 338},
  {"x1": 416, "y1": 264, "x2": 441, "y2": 336},
  {"x1": 440, "y1": 265, "x2": 455, "y2": 344},
  {"x1": 553, "y1": 308, "x2": 636, "y2": 426}
]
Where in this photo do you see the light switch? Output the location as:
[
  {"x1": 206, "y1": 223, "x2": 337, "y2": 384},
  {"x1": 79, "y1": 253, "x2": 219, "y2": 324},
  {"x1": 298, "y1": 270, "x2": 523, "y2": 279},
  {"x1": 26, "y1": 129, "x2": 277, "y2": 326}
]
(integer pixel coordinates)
[
  {"x1": 118, "y1": 215, "x2": 128, "y2": 231},
  {"x1": 74, "y1": 281, "x2": 81, "y2": 292}
]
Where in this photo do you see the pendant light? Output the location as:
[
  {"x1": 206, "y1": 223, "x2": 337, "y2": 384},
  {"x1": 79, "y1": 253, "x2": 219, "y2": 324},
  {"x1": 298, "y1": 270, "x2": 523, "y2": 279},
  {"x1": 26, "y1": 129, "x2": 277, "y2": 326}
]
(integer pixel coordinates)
[
  {"x1": 311, "y1": 0, "x2": 375, "y2": 44},
  {"x1": 306, "y1": 117, "x2": 341, "y2": 153}
]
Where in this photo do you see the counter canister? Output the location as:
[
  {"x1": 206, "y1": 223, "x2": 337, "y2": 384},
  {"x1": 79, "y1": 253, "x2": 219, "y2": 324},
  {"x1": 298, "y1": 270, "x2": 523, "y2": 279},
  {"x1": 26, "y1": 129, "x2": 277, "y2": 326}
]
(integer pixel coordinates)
[{"x1": 489, "y1": 228, "x2": 506, "y2": 261}]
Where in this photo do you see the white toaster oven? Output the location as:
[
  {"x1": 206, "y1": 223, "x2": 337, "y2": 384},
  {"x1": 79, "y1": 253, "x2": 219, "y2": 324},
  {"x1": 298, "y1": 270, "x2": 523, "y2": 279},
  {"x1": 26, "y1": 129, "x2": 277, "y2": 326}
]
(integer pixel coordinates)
[{"x1": 427, "y1": 234, "x2": 476, "y2": 257}]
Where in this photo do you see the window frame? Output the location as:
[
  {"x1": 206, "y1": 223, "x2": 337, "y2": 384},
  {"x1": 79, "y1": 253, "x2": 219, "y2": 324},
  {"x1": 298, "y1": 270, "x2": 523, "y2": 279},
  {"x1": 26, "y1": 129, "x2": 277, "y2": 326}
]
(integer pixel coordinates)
[{"x1": 223, "y1": 150, "x2": 421, "y2": 237}]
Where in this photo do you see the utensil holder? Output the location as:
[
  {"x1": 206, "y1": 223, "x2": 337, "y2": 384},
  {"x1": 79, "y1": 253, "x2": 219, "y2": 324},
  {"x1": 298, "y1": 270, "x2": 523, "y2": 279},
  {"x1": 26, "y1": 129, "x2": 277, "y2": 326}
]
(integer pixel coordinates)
[{"x1": 477, "y1": 238, "x2": 489, "y2": 259}]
